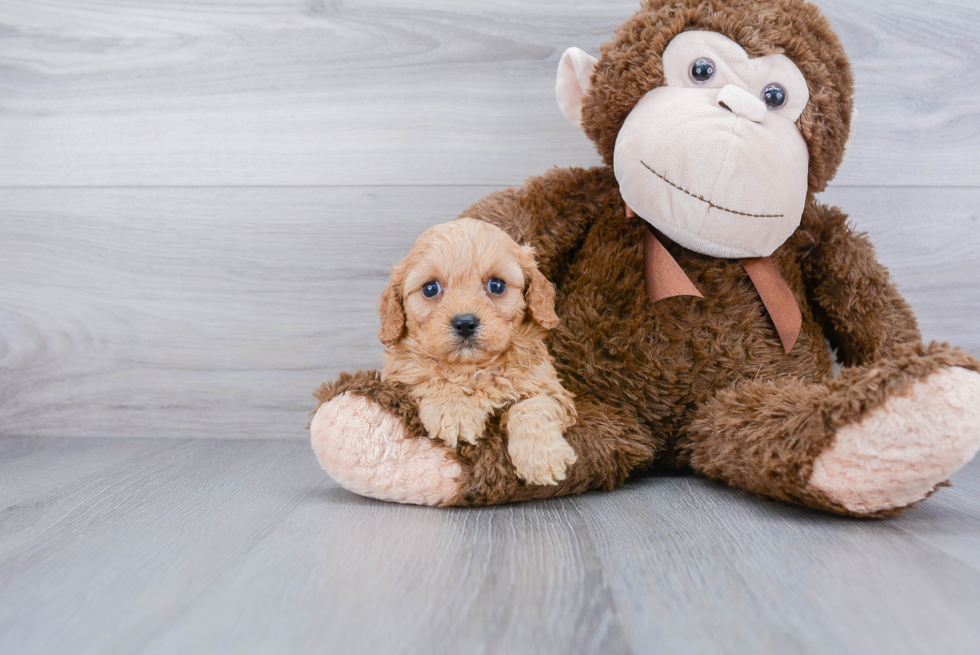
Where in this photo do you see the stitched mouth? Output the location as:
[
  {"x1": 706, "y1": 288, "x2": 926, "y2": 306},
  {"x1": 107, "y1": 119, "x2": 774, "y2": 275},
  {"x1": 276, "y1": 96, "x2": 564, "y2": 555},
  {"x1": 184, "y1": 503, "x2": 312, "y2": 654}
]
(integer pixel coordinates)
[{"x1": 640, "y1": 161, "x2": 784, "y2": 219}]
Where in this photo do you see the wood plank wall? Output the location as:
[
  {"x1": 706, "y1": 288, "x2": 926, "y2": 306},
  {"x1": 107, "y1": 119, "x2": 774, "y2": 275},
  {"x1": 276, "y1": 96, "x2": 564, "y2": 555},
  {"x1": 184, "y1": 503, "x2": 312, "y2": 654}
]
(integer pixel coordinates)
[{"x1": 1, "y1": 0, "x2": 978, "y2": 440}]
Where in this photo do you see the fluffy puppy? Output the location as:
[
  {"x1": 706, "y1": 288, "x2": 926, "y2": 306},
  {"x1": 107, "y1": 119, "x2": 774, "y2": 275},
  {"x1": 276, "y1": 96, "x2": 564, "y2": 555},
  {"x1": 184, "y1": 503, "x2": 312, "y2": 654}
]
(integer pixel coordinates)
[{"x1": 378, "y1": 218, "x2": 578, "y2": 486}]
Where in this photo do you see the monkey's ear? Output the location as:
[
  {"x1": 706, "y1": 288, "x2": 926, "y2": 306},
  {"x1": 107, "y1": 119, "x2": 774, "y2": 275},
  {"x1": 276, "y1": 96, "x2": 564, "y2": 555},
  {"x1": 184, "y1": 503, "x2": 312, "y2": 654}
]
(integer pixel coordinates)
[
  {"x1": 377, "y1": 283, "x2": 406, "y2": 346},
  {"x1": 556, "y1": 47, "x2": 599, "y2": 129}
]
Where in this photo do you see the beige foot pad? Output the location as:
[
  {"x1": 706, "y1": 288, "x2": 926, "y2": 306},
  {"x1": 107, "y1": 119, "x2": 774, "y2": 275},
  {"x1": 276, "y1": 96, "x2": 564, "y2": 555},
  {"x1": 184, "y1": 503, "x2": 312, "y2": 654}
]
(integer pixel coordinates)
[
  {"x1": 310, "y1": 393, "x2": 461, "y2": 506},
  {"x1": 811, "y1": 368, "x2": 980, "y2": 514}
]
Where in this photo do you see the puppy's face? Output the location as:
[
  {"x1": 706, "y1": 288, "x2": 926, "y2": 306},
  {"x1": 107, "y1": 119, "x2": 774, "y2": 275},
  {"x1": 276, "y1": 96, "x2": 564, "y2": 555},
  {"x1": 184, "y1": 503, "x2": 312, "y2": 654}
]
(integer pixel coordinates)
[{"x1": 379, "y1": 218, "x2": 558, "y2": 364}]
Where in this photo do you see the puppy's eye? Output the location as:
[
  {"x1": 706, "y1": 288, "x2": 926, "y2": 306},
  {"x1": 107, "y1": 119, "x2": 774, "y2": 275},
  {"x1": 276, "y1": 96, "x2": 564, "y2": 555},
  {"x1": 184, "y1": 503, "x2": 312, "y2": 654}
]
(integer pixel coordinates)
[
  {"x1": 487, "y1": 278, "x2": 506, "y2": 295},
  {"x1": 421, "y1": 281, "x2": 441, "y2": 298}
]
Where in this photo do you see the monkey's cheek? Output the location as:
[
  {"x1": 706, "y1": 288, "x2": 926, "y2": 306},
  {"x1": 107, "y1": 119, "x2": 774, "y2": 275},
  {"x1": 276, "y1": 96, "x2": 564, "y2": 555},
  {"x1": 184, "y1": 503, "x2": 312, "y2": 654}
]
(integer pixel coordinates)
[
  {"x1": 617, "y1": 155, "x2": 711, "y2": 243},
  {"x1": 695, "y1": 119, "x2": 810, "y2": 257},
  {"x1": 613, "y1": 90, "x2": 713, "y2": 241}
]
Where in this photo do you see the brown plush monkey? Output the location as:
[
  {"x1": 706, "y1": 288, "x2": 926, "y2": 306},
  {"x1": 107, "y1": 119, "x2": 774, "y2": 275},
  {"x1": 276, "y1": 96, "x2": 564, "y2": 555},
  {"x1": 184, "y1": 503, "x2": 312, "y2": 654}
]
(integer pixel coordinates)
[{"x1": 310, "y1": 0, "x2": 980, "y2": 516}]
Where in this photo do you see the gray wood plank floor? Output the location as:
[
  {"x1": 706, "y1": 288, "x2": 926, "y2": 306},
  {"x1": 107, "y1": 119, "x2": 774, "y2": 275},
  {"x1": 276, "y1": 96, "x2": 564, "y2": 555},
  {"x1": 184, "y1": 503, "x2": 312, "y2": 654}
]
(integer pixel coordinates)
[{"x1": 2, "y1": 436, "x2": 980, "y2": 655}]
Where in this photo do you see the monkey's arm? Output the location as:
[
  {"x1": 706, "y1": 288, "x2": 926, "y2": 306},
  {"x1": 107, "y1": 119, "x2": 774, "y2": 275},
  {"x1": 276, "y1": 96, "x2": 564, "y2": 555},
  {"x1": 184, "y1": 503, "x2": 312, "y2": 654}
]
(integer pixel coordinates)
[
  {"x1": 460, "y1": 166, "x2": 619, "y2": 283},
  {"x1": 797, "y1": 201, "x2": 921, "y2": 366}
]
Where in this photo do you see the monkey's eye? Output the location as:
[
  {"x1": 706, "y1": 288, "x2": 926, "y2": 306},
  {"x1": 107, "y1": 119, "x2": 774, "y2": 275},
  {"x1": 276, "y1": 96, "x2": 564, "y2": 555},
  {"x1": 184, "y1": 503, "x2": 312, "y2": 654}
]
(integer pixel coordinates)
[
  {"x1": 762, "y1": 83, "x2": 788, "y2": 109},
  {"x1": 689, "y1": 57, "x2": 715, "y2": 84},
  {"x1": 421, "y1": 281, "x2": 441, "y2": 298},
  {"x1": 486, "y1": 278, "x2": 506, "y2": 295}
]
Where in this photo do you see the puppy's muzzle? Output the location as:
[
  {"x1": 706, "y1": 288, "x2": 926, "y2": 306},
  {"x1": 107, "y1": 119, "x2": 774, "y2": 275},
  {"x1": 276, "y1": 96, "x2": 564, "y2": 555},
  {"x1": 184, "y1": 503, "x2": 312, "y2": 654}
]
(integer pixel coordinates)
[{"x1": 451, "y1": 313, "x2": 480, "y2": 339}]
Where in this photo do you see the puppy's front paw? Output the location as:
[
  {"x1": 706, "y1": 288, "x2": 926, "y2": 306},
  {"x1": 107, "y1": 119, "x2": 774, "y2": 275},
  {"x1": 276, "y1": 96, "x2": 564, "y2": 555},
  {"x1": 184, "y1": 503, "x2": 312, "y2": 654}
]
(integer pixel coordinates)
[
  {"x1": 419, "y1": 404, "x2": 459, "y2": 447},
  {"x1": 507, "y1": 429, "x2": 577, "y2": 486},
  {"x1": 454, "y1": 410, "x2": 487, "y2": 446},
  {"x1": 418, "y1": 401, "x2": 488, "y2": 448}
]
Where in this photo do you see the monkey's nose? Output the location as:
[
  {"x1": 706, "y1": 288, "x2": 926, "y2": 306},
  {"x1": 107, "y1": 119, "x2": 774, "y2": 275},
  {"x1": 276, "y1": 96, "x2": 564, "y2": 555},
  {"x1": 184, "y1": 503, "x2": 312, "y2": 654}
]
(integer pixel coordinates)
[
  {"x1": 716, "y1": 84, "x2": 767, "y2": 123},
  {"x1": 451, "y1": 314, "x2": 480, "y2": 338}
]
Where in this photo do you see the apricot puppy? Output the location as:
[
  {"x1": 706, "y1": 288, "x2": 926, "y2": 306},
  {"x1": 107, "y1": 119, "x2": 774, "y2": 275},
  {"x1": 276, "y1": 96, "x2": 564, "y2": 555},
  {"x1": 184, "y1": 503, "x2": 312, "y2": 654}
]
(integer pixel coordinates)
[{"x1": 378, "y1": 218, "x2": 577, "y2": 486}]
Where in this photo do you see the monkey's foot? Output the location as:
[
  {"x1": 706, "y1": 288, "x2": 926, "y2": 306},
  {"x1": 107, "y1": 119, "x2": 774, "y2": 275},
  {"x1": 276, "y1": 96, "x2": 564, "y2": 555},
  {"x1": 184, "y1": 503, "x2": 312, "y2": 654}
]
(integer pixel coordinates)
[
  {"x1": 310, "y1": 393, "x2": 462, "y2": 506},
  {"x1": 810, "y1": 368, "x2": 980, "y2": 514}
]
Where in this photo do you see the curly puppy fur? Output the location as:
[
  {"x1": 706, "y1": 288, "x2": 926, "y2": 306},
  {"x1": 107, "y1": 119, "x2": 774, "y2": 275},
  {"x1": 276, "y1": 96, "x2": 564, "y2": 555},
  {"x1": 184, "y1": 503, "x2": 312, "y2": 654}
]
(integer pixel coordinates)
[{"x1": 377, "y1": 218, "x2": 578, "y2": 486}]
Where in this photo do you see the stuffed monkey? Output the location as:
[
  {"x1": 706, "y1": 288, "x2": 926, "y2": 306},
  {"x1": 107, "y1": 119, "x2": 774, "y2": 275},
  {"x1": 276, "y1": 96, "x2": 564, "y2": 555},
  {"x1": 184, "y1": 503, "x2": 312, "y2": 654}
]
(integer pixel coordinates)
[{"x1": 310, "y1": 0, "x2": 980, "y2": 516}]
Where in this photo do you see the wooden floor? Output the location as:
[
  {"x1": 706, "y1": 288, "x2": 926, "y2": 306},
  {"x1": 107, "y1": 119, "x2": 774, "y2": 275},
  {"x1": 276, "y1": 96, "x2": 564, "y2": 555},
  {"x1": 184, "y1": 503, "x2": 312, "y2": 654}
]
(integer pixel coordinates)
[
  {"x1": 2, "y1": 0, "x2": 980, "y2": 652},
  {"x1": 1, "y1": 437, "x2": 979, "y2": 654}
]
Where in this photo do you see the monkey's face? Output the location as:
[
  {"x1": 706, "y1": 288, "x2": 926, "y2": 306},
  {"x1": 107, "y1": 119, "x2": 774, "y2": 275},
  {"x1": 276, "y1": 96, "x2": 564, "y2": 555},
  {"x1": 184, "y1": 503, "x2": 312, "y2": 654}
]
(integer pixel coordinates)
[
  {"x1": 555, "y1": 9, "x2": 855, "y2": 260},
  {"x1": 613, "y1": 31, "x2": 811, "y2": 258}
]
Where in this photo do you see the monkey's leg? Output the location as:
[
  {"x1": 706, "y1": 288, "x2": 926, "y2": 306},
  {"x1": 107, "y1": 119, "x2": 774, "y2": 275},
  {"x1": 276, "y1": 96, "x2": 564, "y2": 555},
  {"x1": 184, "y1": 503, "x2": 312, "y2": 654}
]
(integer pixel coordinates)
[
  {"x1": 682, "y1": 343, "x2": 980, "y2": 516},
  {"x1": 310, "y1": 371, "x2": 658, "y2": 506}
]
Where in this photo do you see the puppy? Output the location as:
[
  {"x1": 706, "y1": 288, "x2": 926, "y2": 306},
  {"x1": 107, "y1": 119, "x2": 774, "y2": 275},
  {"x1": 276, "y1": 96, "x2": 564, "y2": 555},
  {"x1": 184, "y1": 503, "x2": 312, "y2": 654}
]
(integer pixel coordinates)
[{"x1": 378, "y1": 218, "x2": 577, "y2": 486}]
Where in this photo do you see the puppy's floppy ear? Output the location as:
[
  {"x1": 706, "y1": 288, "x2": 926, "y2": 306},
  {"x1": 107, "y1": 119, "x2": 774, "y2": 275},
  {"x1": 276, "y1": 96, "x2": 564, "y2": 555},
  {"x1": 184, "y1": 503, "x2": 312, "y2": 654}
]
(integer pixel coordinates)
[
  {"x1": 377, "y1": 277, "x2": 406, "y2": 346},
  {"x1": 521, "y1": 245, "x2": 559, "y2": 329}
]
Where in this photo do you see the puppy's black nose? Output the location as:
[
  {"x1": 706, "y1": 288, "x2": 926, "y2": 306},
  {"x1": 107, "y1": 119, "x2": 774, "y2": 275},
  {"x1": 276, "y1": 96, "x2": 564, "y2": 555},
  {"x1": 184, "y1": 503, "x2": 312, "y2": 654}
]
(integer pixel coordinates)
[{"x1": 451, "y1": 314, "x2": 480, "y2": 338}]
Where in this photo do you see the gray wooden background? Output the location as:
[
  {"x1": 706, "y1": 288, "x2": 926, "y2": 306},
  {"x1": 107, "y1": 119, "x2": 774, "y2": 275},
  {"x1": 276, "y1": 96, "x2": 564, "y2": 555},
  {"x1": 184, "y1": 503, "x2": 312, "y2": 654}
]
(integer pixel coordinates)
[{"x1": 2, "y1": 0, "x2": 978, "y2": 441}]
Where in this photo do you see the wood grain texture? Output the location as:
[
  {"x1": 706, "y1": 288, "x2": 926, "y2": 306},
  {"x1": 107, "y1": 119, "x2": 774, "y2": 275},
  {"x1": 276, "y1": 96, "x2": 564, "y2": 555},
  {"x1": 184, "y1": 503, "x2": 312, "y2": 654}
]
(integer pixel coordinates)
[
  {"x1": 1, "y1": 186, "x2": 976, "y2": 440},
  {"x1": 0, "y1": 185, "x2": 494, "y2": 439},
  {"x1": 1, "y1": 0, "x2": 978, "y2": 187},
  {"x1": 1, "y1": 436, "x2": 979, "y2": 655}
]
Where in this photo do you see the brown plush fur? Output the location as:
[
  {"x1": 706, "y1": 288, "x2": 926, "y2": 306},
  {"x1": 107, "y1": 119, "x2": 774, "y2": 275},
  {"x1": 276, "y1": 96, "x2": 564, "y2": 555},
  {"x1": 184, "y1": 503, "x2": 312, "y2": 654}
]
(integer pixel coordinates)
[
  {"x1": 315, "y1": 0, "x2": 979, "y2": 515},
  {"x1": 455, "y1": 165, "x2": 979, "y2": 514},
  {"x1": 378, "y1": 219, "x2": 578, "y2": 485}
]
